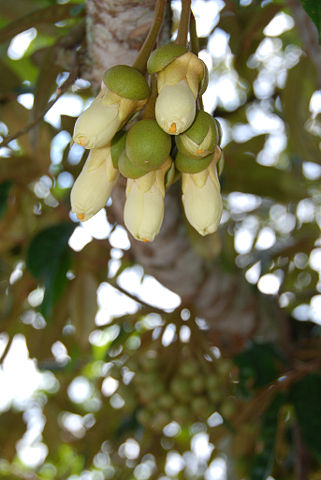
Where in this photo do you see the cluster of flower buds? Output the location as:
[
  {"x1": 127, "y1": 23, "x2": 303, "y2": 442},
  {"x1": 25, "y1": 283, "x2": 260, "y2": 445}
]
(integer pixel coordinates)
[{"x1": 71, "y1": 44, "x2": 223, "y2": 241}]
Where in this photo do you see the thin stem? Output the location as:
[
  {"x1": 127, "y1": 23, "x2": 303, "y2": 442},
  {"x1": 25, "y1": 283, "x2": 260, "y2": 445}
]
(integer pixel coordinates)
[
  {"x1": 143, "y1": 75, "x2": 158, "y2": 119},
  {"x1": 0, "y1": 62, "x2": 79, "y2": 148},
  {"x1": 189, "y1": 10, "x2": 199, "y2": 55},
  {"x1": 133, "y1": 0, "x2": 167, "y2": 73},
  {"x1": 175, "y1": 0, "x2": 191, "y2": 46}
]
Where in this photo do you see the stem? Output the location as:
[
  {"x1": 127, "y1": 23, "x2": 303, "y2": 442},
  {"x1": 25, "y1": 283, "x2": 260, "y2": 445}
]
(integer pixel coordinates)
[
  {"x1": 133, "y1": 0, "x2": 167, "y2": 73},
  {"x1": 143, "y1": 75, "x2": 157, "y2": 119},
  {"x1": 189, "y1": 10, "x2": 199, "y2": 55},
  {"x1": 175, "y1": 0, "x2": 191, "y2": 46}
]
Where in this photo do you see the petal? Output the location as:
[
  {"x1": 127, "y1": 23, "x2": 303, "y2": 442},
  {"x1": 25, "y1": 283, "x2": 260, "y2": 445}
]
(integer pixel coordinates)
[{"x1": 73, "y1": 99, "x2": 121, "y2": 149}]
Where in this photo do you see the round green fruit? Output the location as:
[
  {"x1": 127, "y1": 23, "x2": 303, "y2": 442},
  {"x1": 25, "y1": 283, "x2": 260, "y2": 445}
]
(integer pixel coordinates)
[
  {"x1": 118, "y1": 150, "x2": 148, "y2": 179},
  {"x1": 126, "y1": 119, "x2": 171, "y2": 170},
  {"x1": 175, "y1": 151, "x2": 212, "y2": 173},
  {"x1": 147, "y1": 43, "x2": 188, "y2": 74},
  {"x1": 103, "y1": 65, "x2": 149, "y2": 100}
]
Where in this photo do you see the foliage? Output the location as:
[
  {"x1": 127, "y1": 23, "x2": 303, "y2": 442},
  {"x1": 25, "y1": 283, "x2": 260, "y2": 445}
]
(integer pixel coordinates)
[{"x1": 0, "y1": 0, "x2": 320, "y2": 479}]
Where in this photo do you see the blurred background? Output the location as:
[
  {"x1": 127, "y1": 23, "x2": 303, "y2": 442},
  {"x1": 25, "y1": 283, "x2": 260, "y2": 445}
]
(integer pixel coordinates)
[{"x1": 0, "y1": 0, "x2": 321, "y2": 478}]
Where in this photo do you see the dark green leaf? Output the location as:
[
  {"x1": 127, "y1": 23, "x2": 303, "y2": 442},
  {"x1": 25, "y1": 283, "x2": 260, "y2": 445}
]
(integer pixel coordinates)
[
  {"x1": 234, "y1": 342, "x2": 286, "y2": 396},
  {"x1": 250, "y1": 393, "x2": 285, "y2": 480},
  {"x1": 0, "y1": 180, "x2": 12, "y2": 219},
  {"x1": 0, "y1": 4, "x2": 85, "y2": 44},
  {"x1": 26, "y1": 222, "x2": 75, "y2": 319},
  {"x1": 299, "y1": 0, "x2": 321, "y2": 41},
  {"x1": 290, "y1": 372, "x2": 321, "y2": 462}
]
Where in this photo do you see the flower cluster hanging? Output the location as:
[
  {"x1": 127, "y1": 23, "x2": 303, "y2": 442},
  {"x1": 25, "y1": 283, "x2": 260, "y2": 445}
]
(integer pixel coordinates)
[{"x1": 70, "y1": 2, "x2": 223, "y2": 242}]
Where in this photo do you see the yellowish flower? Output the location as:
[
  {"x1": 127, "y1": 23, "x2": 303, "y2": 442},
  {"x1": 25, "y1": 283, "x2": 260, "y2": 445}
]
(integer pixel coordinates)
[
  {"x1": 124, "y1": 158, "x2": 171, "y2": 242},
  {"x1": 73, "y1": 88, "x2": 146, "y2": 149},
  {"x1": 182, "y1": 159, "x2": 222, "y2": 236},
  {"x1": 71, "y1": 146, "x2": 119, "y2": 222},
  {"x1": 155, "y1": 52, "x2": 206, "y2": 135}
]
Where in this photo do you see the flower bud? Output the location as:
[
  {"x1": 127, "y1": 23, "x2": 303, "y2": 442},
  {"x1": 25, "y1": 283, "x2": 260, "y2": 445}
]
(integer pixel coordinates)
[
  {"x1": 155, "y1": 79, "x2": 196, "y2": 135},
  {"x1": 73, "y1": 98, "x2": 121, "y2": 149},
  {"x1": 124, "y1": 158, "x2": 171, "y2": 242},
  {"x1": 71, "y1": 147, "x2": 118, "y2": 222},
  {"x1": 175, "y1": 111, "x2": 218, "y2": 158},
  {"x1": 182, "y1": 160, "x2": 222, "y2": 236}
]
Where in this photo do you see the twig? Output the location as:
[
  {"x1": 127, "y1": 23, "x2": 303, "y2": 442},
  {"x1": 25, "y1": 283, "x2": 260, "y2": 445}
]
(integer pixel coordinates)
[
  {"x1": 293, "y1": 420, "x2": 310, "y2": 480},
  {"x1": 108, "y1": 278, "x2": 168, "y2": 315},
  {"x1": 175, "y1": 0, "x2": 191, "y2": 46},
  {"x1": 0, "y1": 62, "x2": 79, "y2": 148}
]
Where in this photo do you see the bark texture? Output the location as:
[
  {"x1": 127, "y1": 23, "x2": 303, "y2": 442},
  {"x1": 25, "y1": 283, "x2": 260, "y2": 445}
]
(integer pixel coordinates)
[{"x1": 84, "y1": 0, "x2": 281, "y2": 351}]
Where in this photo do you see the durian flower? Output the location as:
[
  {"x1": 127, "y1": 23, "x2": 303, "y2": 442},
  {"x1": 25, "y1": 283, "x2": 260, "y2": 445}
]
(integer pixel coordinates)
[
  {"x1": 182, "y1": 158, "x2": 223, "y2": 236},
  {"x1": 155, "y1": 80, "x2": 196, "y2": 135},
  {"x1": 71, "y1": 146, "x2": 119, "y2": 222},
  {"x1": 124, "y1": 158, "x2": 171, "y2": 242},
  {"x1": 155, "y1": 52, "x2": 205, "y2": 135},
  {"x1": 73, "y1": 88, "x2": 146, "y2": 149}
]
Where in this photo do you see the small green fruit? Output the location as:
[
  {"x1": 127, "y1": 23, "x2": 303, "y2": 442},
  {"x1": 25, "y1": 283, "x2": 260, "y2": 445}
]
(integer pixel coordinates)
[
  {"x1": 179, "y1": 360, "x2": 199, "y2": 378},
  {"x1": 170, "y1": 377, "x2": 191, "y2": 402},
  {"x1": 147, "y1": 43, "x2": 188, "y2": 74},
  {"x1": 175, "y1": 151, "x2": 212, "y2": 173},
  {"x1": 111, "y1": 130, "x2": 126, "y2": 168},
  {"x1": 172, "y1": 404, "x2": 190, "y2": 424},
  {"x1": 126, "y1": 119, "x2": 171, "y2": 170},
  {"x1": 158, "y1": 394, "x2": 175, "y2": 410},
  {"x1": 118, "y1": 150, "x2": 148, "y2": 179},
  {"x1": 103, "y1": 65, "x2": 149, "y2": 100},
  {"x1": 191, "y1": 376, "x2": 205, "y2": 394}
]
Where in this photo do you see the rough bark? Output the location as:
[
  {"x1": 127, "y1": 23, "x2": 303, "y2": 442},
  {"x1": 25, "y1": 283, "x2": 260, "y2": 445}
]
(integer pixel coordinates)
[{"x1": 84, "y1": 0, "x2": 282, "y2": 351}]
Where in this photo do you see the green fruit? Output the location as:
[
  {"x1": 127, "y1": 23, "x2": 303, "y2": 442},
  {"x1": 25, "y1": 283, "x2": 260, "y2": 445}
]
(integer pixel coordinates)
[
  {"x1": 151, "y1": 411, "x2": 170, "y2": 432},
  {"x1": 206, "y1": 375, "x2": 220, "y2": 392},
  {"x1": 191, "y1": 376, "x2": 205, "y2": 394},
  {"x1": 170, "y1": 377, "x2": 191, "y2": 402},
  {"x1": 137, "y1": 408, "x2": 151, "y2": 426},
  {"x1": 208, "y1": 389, "x2": 222, "y2": 404},
  {"x1": 118, "y1": 150, "x2": 148, "y2": 179},
  {"x1": 138, "y1": 355, "x2": 158, "y2": 372},
  {"x1": 126, "y1": 119, "x2": 171, "y2": 170},
  {"x1": 175, "y1": 151, "x2": 212, "y2": 173},
  {"x1": 179, "y1": 360, "x2": 199, "y2": 378},
  {"x1": 147, "y1": 43, "x2": 188, "y2": 74},
  {"x1": 191, "y1": 397, "x2": 211, "y2": 417},
  {"x1": 103, "y1": 65, "x2": 149, "y2": 100},
  {"x1": 220, "y1": 398, "x2": 236, "y2": 419},
  {"x1": 111, "y1": 130, "x2": 126, "y2": 168},
  {"x1": 158, "y1": 394, "x2": 175, "y2": 410},
  {"x1": 172, "y1": 404, "x2": 190, "y2": 424}
]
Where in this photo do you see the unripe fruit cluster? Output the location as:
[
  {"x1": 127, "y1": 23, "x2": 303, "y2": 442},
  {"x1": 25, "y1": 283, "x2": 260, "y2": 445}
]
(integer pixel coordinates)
[
  {"x1": 107, "y1": 351, "x2": 237, "y2": 433},
  {"x1": 71, "y1": 44, "x2": 224, "y2": 240}
]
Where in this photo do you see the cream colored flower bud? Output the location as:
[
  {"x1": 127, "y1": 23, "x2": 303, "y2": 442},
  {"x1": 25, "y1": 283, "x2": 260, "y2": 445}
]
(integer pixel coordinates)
[
  {"x1": 73, "y1": 98, "x2": 121, "y2": 149},
  {"x1": 71, "y1": 147, "x2": 119, "y2": 222},
  {"x1": 182, "y1": 160, "x2": 223, "y2": 236},
  {"x1": 155, "y1": 80, "x2": 196, "y2": 135},
  {"x1": 124, "y1": 159, "x2": 171, "y2": 242}
]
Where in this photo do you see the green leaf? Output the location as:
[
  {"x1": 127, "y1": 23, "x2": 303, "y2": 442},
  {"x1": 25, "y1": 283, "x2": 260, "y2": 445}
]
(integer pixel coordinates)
[
  {"x1": 234, "y1": 342, "x2": 286, "y2": 397},
  {"x1": 26, "y1": 222, "x2": 75, "y2": 319},
  {"x1": 299, "y1": 0, "x2": 321, "y2": 41},
  {"x1": 0, "y1": 180, "x2": 12, "y2": 219},
  {"x1": 0, "y1": 4, "x2": 85, "y2": 44},
  {"x1": 290, "y1": 372, "x2": 321, "y2": 462},
  {"x1": 250, "y1": 393, "x2": 285, "y2": 480}
]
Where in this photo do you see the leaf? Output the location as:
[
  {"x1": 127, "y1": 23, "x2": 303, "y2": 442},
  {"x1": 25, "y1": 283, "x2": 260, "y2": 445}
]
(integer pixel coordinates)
[
  {"x1": 281, "y1": 57, "x2": 321, "y2": 165},
  {"x1": 290, "y1": 372, "x2": 321, "y2": 461},
  {"x1": 29, "y1": 45, "x2": 61, "y2": 146},
  {"x1": 0, "y1": 180, "x2": 12, "y2": 219},
  {"x1": 234, "y1": 342, "x2": 286, "y2": 397},
  {"x1": 299, "y1": 0, "x2": 321, "y2": 41},
  {"x1": 250, "y1": 393, "x2": 286, "y2": 480},
  {"x1": 222, "y1": 150, "x2": 308, "y2": 202},
  {"x1": 26, "y1": 222, "x2": 75, "y2": 319},
  {"x1": 0, "y1": 3, "x2": 85, "y2": 44}
]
